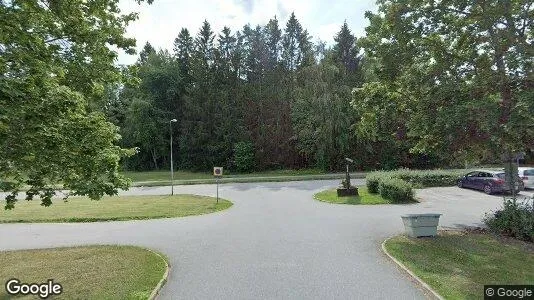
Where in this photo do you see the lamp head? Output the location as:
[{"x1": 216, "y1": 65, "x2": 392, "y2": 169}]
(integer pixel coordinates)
[
  {"x1": 345, "y1": 157, "x2": 354, "y2": 163},
  {"x1": 170, "y1": 119, "x2": 177, "y2": 123}
]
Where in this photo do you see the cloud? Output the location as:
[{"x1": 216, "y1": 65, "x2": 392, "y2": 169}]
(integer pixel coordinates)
[
  {"x1": 233, "y1": 0, "x2": 254, "y2": 14},
  {"x1": 276, "y1": 1, "x2": 288, "y2": 20},
  {"x1": 116, "y1": 0, "x2": 377, "y2": 65},
  {"x1": 316, "y1": 22, "x2": 343, "y2": 43}
]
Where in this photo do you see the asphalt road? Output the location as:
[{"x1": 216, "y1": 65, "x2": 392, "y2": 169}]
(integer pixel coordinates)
[{"x1": 1, "y1": 180, "x2": 531, "y2": 299}]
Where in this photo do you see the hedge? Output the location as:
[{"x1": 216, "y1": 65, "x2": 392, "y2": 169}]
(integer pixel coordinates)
[
  {"x1": 484, "y1": 198, "x2": 534, "y2": 242},
  {"x1": 390, "y1": 169, "x2": 465, "y2": 188},
  {"x1": 378, "y1": 177, "x2": 414, "y2": 203},
  {"x1": 367, "y1": 169, "x2": 464, "y2": 189},
  {"x1": 366, "y1": 169, "x2": 466, "y2": 202},
  {"x1": 366, "y1": 172, "x2": 387, "y2": 193}
]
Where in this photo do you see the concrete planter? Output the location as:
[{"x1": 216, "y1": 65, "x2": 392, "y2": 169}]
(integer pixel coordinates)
[{"x1": 401, "y1": 214, "x2": 442, "y2": 237}]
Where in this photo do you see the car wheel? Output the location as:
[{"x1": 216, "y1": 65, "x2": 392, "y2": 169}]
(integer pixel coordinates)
[
  {"x1": 484, "y1": 185, "x2": 492, "y2": 195},
  {"x1": 457, "y1": 180, "x2": 463, "y2": 188}
]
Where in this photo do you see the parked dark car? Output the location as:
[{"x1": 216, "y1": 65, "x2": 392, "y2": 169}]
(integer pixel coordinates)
[{"x1": 457, "y1": 170, "x2": 524, "y2": 194}]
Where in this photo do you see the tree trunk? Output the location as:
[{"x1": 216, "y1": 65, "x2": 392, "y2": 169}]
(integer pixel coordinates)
[
  {"x1": 495, "y1": 53, "x2": 512, "y2": 126},
  {"x1": 487, "y1": 18, "x2": 513, "y2": 150}
]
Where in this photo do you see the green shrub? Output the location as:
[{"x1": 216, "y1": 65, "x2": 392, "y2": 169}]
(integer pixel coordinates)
[
  {"x1": 366, "y1": 169, "x2": 464, "y2": 192},
  {"x1": 366, "y1": 172, "x2": 386, "y2": 193},
  {"x1": 484, "y1": 197, "x2": 534, "y2": 242},
  {"x1": 378, "y1": 178, "x2": 414, "y2": 203},
  {"x1": 233, "y1": 142, "x2": 255, "y2": 173},
  {"x1": 392, "y1": 169, "x2": 465, "y2": 187},
  {"x1": 365, "y1": 169, "x2": 465, "y2": 205}
]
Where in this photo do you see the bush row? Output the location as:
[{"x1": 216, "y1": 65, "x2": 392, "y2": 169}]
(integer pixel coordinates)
[
  {"x1": 366, "y1": 169, "x2": 465, "y2": 203},
  {"x1": 390, "y1": 169, "x2": 466, "y2": 188},
  {"x1": 378, "y1": 177, "x2": 414, "y2": 203},
  {"x1": 484, "y1": 198, "x2": 534, "y2": 242},
  {"x1": 366, "y1": 172, "x2": 385, "y2": 194}
]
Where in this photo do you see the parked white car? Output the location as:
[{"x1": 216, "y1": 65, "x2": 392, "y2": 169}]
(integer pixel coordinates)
[{"x1": 518, "y1": 167, "x2": 534, "y2": 189}]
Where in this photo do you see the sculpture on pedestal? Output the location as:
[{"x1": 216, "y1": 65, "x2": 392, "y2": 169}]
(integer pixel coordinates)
[{"x1": 337, "y1": 158, "x2": 358, "y2": 197}]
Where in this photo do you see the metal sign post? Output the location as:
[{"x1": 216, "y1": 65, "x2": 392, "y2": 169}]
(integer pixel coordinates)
[
  {"x1": 213, "y1": 167, "x2": 223, "y2": 204},
  {"x1": 169, "y1": 119, "x2": 177, "y2": 195}
]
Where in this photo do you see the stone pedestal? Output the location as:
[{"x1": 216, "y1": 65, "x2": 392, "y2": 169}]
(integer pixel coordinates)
[{"x1": 337, "y1": 187, "x2": 359, "y2": 197}]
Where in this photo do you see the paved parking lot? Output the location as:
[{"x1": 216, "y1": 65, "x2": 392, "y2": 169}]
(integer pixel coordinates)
[
  {"x1": 1, "y1": 181, "x2": 531, "y2": 299},
  {"x1": 415, "y1": 186, "x2": 533, "y2": 229}
]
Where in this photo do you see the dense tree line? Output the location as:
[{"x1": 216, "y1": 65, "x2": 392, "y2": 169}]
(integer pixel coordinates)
[
  {"x1": 110, "y1": 3, "x2": 533, "y2": 172},
  {"x1": 111, "y1": 13, "x2": 445, "y2": 172}
]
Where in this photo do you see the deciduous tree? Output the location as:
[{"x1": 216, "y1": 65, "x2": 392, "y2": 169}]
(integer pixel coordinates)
[
  {"x1": 0, "y1": 0, "x2": 152, "y2": 208},
  {"x1": 356, "y1": 0, "x2": 534, "y2": 165}
]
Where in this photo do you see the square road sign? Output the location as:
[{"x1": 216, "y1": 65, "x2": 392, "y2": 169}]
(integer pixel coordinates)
[{"x1": 213, "y1": 167, "x2": 223, "y2": 177}]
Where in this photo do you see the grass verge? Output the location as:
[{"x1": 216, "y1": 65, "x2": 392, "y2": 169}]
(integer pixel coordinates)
[
  {"x1": 6, "y1": 170, "x2": 364, "y2": 191},
  {"x1": 122, "y1": 169, "x2": 326, "y2": 182},
  {"x1": 0, "y1": 194, "x2": 232, "y2": 223},
  {"x1": 384, "y1": 232, "x2": 534, "y2": 299},
  {"x1": 0, "y1": 245, "x2": 167, "y2": 300},
  {"x1": 314, "y1": 187, "x2": 390, "y2": 204},
  {"x1": 131, "y1": 173, "x2": 367, "y2": 187}
]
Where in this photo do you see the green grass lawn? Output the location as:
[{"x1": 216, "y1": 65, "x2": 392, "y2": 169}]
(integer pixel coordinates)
[
  {"x1": 0, "y1": 245, "x2": 167, "y2": 299},
  {"x1": 0, "y1": 194, "x2": 232, "y2": 223},
  {"x1": 313, "y1": 187, "x2": 390, "y2": 204},
  {"x1": 122, "y1": 170, "x2": 213, "y2": 182},
  {"x1": 122, "y1": 168, "x2": 326, "y2": 182},
  {"x1": 385, "y1": 232, "x2": 534, "y2": 299}
]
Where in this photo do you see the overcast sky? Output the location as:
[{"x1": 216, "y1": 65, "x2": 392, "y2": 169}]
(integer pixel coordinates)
[{"x1": 117, "y1": 0, "x2": 378, "y2": 65}]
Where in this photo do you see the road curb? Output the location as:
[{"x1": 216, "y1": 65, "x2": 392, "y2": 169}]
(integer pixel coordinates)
[
  {"x1": 381, "y1": 237, "x2": 444, "y2": 300},
  {"x1": 147, "y1": 249, "x2": 170, "y2": 300}
]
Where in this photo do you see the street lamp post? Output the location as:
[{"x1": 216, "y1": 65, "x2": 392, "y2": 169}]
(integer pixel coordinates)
[{"x1": 169, "y1": 119, "x2": 177, "y2": 195}]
